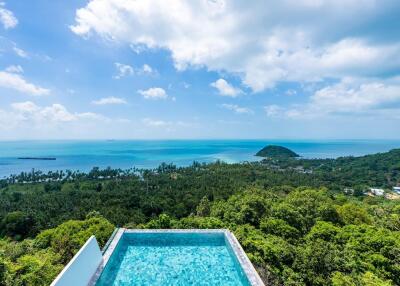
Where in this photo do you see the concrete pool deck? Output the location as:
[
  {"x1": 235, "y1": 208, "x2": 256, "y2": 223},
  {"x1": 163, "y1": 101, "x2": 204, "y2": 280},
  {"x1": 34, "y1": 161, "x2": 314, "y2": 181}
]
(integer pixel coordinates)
[{"x1": 89, "y1": 228, "x2": 265, "y2": 286}]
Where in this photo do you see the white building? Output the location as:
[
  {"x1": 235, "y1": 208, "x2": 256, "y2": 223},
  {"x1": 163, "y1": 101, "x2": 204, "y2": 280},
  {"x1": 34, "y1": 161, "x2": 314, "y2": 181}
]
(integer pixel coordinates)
[
  {"x1": 343, "y1": 188, "x2": 354, "y2": 195},
  {"x1": 393, "y1": 187, "x2": 400, "y2": 194},
  {"x1": 370, "y1": 188, "x2": 385, "y2": 196}
]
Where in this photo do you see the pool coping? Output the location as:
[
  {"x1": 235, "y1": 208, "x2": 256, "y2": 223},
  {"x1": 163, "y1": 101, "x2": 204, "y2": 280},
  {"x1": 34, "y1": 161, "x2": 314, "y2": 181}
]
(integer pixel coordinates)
[
  {"x1": 88, "y1": 228, "x2": 265, "y2": 286},
  {"x1": 101, "y1": 228, "x2": 119, "y2": 254}
]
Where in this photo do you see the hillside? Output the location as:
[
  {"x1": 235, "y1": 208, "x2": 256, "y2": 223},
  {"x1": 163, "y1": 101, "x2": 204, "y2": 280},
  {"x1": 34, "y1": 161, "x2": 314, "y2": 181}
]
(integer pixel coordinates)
[
  {"x1": 1, "y1": 149, "x2": 400, "y2": 285},
  {"x1": 255, "y1": 145, "x2": 299, "y2": 158}
]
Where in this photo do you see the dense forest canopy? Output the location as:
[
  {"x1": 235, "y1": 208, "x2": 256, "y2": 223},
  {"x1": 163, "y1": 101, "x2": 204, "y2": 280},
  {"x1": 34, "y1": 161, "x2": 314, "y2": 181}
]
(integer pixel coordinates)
[
  {"x1": 0, "y1": 149, "x2": 400, "y2": 285},
  {"x1": 255, "y1": 145, "x2": 300, "y2": 158}
]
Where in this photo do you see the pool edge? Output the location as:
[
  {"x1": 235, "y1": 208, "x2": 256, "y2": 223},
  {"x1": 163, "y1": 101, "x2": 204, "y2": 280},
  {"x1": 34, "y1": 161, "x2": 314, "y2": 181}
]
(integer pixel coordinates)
[
  {"x1": 224, "y1": 230, "x2": 265, "y2": 286},
  {"x1": 89, "y1": 228, "x2": 265, "y2": 286},
  {"x1": 88, "y1": 228, "x2": 125, "y2": 286}
]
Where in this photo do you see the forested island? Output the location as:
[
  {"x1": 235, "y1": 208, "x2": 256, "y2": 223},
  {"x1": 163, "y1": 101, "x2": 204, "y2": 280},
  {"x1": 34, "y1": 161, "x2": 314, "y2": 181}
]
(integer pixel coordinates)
[
  {"x1": 255, "y1": 145, "x2": 300, "y2": 158},
  {"x1": 1, "y1": 149, "x2": 400, "y2": 285}
]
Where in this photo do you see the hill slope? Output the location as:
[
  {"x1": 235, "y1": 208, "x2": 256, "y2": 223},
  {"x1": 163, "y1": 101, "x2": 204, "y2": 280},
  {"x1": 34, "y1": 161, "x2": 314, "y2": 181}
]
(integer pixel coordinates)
[{"x1": 255, "y1": 145, "x2": 299, "y2": 158}]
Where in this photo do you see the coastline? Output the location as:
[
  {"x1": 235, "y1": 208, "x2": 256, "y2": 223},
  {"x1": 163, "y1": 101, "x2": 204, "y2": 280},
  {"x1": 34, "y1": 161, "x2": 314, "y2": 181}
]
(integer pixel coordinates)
[{"x1": 0, "y1": 139, "x2": 399, "y2": 178}]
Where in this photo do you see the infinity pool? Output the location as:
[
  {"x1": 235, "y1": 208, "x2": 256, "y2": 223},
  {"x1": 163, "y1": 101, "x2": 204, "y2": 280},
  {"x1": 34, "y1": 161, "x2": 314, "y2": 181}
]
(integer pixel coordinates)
[{"x1": 95, "y1": 231, "x2": 258, "y2": 286}]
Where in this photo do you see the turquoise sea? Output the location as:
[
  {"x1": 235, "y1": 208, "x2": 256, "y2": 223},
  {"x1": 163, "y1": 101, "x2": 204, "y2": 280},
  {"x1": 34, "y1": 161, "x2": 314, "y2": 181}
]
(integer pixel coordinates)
[{"x1": 0, "y1": 140, "x2": 399, "y2": 178}]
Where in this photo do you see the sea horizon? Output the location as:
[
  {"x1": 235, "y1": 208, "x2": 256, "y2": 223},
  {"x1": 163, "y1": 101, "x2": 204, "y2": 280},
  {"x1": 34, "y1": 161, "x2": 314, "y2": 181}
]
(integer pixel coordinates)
[{"x1": 1, "y1": 139, "x2": 400, "y2": 178}]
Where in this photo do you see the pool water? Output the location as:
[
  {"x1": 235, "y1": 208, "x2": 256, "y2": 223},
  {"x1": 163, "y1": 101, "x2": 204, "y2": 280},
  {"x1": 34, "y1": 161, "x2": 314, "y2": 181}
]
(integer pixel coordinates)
[{"x1": 95, "y1": 232, "x2": 251, "y2": 286}]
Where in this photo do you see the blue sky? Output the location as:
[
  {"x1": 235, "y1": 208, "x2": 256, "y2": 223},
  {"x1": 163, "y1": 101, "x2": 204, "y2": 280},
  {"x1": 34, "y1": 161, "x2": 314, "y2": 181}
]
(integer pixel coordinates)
[{"x1": 0, "y1": 0, "x2": 400, "y2": 140}]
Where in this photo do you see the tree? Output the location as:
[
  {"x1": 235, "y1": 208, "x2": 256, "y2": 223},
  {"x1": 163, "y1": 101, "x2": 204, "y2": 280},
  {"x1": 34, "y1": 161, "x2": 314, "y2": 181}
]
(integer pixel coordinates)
[
  {"x1": 337, "y1": 203, "x2": 372, "y2": 225},
  {"x1": 0, "y1": 257, "x2": 6, "y2": 285},
  {"x1": 196, "y1": 196, "x2": 211, "y2": 217},
  {"x1": 34, "y1": 216, "x2": 114, "y2": 263},
  {"x1": 360, "y1": 271, "x2": 392, "y2": 286},
  {"x1": 174, "y1": 216, "x2": 224, "y2": 229},
  {"x1": 293, "y1": 239, "x2": 342, "y2": 286},
  {"x1": 331, "y1": 272, "x2": 356, "y2": 286},
  {"x1": 12, "y1": 251, "x2": 63, "y2": 286},
  {"x1": 260, "y1": 218, "x2": 300, "y2": 241},
  {"x1": 306, "y1": 221, "x2": 340, "y2": 242},
  {"x1": 1, "y1": 211, "x2": 34, "y2": 240},
  {"x1": 146, "y1": 214, "x2": 174, "y2": 229}
]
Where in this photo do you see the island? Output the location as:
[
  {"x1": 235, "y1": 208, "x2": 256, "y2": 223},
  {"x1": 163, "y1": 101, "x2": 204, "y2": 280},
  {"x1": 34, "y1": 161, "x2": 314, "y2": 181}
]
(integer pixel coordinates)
[
  {"x1": 2, "y1": 148, "x2": 400, "y2": 286},
  {"x1": 17, "y1": 157, "x2": 56, "y2": 160},
  {"x1": 255, "y1": 145, "x2": 299, "y2": 158}
]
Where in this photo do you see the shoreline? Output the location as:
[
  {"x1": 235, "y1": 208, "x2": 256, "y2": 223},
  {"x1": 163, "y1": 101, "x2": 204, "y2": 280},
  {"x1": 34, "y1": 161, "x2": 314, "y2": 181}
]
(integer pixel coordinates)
[{"x1": 0, "y1": 140, "x2": 399, "y2": 179}]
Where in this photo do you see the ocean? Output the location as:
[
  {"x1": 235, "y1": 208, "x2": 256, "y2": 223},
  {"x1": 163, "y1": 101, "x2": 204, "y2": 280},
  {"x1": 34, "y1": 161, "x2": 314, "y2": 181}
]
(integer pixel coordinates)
[{"x1": 0, "y1": 139, "x2": 399, "y2": 178}]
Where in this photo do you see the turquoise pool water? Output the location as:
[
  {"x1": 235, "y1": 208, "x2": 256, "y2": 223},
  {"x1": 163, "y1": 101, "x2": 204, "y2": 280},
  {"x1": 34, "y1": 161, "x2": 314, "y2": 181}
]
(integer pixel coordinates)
[{"x1": 96, "y1": 232, "x2": 251, "y2": 286}]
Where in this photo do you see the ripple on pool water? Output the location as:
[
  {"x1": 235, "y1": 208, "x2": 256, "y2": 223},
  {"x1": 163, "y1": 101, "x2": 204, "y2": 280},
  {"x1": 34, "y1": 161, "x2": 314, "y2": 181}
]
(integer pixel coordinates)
[{"x1": 96, "y1": 232, "x2": 250, "y2": 286}]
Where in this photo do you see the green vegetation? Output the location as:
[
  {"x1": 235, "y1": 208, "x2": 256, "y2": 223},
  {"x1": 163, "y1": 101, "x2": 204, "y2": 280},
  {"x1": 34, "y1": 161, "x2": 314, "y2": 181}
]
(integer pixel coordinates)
[
  {"x1": 255, "y1": 145, "x2": 299, "y2": 158},
  {"x1": 0, "y1": 149, "x2": 400, "y2": 285},
  {"x1": 138, "y1": 188, "x2": 400, "y2": 285},
  {"x1": 0, "y1": 213, "x2": 113, "y2": 286}
]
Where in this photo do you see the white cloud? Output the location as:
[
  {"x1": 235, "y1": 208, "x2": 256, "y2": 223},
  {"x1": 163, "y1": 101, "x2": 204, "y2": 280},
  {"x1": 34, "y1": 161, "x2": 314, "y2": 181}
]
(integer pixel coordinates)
[
  {"x1": 40, "y1": 104, "x2": 78, "y2": 122},
  {"x1": 310, "y1": 78, "x2": 400, "y2": 114},
  {"x1": 264, "y1": 105, "x2": 284, "y2": 117},
  {"x1": 92, "y1": 96, "x2": 127, "y2": 105},
  {"x1": 0, "y1": 38, "x2": 29, "y2": 58},
  {"x1": 130, "y1": 43, "x2": 147, "y2": 54},
  {"x1": 11, "y1": 101, "x2": 108, "y2": 124},
  {"x1": 142, "y1": 64, "x2": 153, "y2": 74},
  {"x1": 11, "y1": 101, "x2": 39, "y2": 113},
  {"x1": 265, "y1": 77, "x2": 400, "y2": 119},
  {"x1": 13, "y1": 46, "x2": 28, "y2": 58},
  {"x1": 285, "y1": 89, "x2": 297, "y2": 96},
  {"x1": 138, "y1": 87, "x2": 168, "y2": 100},
  {"x1": 70, "y1": 0, "x2": 400, "y2": 92},
  {"x1": 77, "y1": 112, "x2": 109, "y2": 121},
  {"x1": 0, "y1": 2, "x2": 17, "y2": 29},
  {"x1": 221, "y1": 103, "x2": 253, "y2": 114},
  {"x1": 135, "y1": 64, "x2": 157, "y2": 76},
  {"x1": 13, "y1": 47, "x2": 27, "y2": 58},
  {"x1": 142, "y1": 118, "x2": 170, "y2": 127},
  {"x1": 10, "y1": 101, "x2": 108, "y2": 123},
  {"x1": 0, "y1": 67, "x2": 50, "y2": 96},
  {"x1": 114, "y1": 62, "x2": 134, "y2": 79},
  {"x1": 114, "y1": 62, "x2": 156, "y2": 79},
  {"x1": 0, "y1": 101, "x2": 115, "y2": 139},
  {"x1": 5, "y1": 65, "x2": 23, "y2": 73},
  {"x1": 141, "y1": 118, "x2": 195, "y2": 131},
  {"x1": 211, "y1": 79, "x2": 242, "y2": 97}
]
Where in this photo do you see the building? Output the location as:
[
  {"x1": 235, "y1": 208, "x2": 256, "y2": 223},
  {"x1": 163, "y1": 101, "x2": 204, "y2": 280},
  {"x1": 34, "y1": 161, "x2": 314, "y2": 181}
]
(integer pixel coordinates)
[
  {"x1": 393, "y1": 187, "x2": 400, "y2": 194},
  {"x1": 369, "y1": 188, "x2": 385, "y2": 196},
  {"x1": 343, "y1": 188, "x2": 354, "y2": 195}
]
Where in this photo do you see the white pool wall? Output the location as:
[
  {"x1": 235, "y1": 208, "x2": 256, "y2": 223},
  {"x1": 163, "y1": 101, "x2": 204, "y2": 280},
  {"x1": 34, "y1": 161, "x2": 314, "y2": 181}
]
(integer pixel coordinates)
[{"x1": 50, "y1": 235, "x2": 102, "y2": 286}]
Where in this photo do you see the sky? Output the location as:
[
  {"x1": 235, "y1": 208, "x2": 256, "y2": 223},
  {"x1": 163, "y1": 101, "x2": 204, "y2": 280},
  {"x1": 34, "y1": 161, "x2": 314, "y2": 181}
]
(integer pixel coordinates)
[{"x1": 0, "y1": 0, "x2": 400, "y2": 140}]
